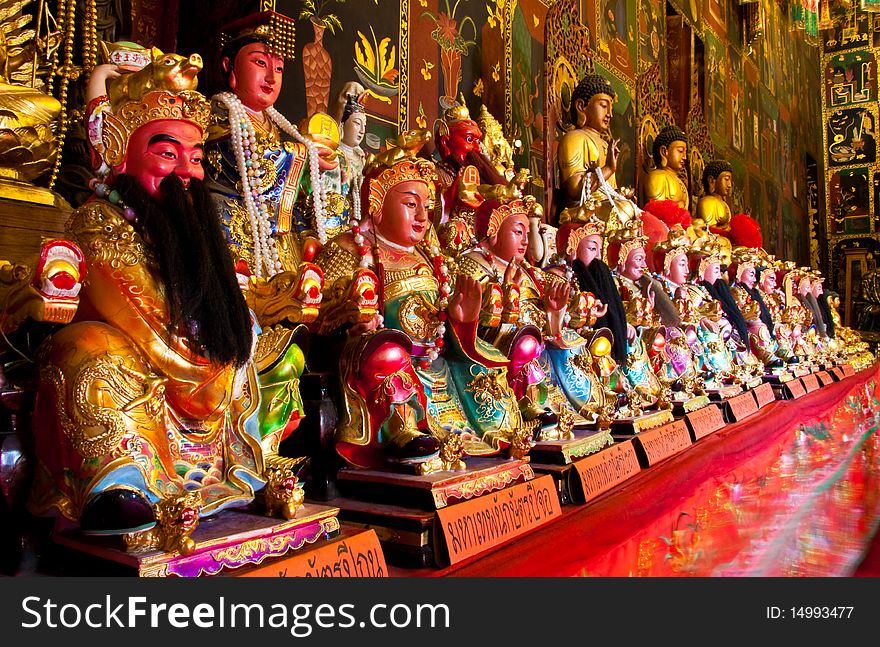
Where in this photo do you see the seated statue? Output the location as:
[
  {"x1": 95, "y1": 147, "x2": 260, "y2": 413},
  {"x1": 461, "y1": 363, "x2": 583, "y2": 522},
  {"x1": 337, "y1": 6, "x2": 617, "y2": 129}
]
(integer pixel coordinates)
[
  {"x1": 29, "y1": 64, "x2": 304, "y2": 543},
  {"x1": 793, "y1": 269, "x2": 827, "y2": 361},
  {"x1": 457, "y1": 195, "x2": 613, "y2": 436},
  {"x1": 822, "y1": 290, "x2": 874, "y2": 366},
  {"x1": 756, "y1": 261, "x2": 801, "y2": 363},
  {"x1": 338, "y1": 91, "x2": 368, "y2": 195},
  {"x1": 434, "y1": 100, "x2": 521, "y2": 253},
  {"x1": 653, "y1": 227, "x2": 737, "y2": 387},
  {"x1": 728, "y1": 248, "x2": 785, "y2": 369},
  {"x1": 314, "y1": 149, "x2": 531, "y2": 470},
  {"x1": 695, "y1": 160, "x2": 736, "y2": 265},
  {"x1": 607, "y1": 221, "x2": 674, "y2": 410},
  {"x1": 205, "y1": 12, "x2": 340, "y2": 277},
  {"x1": 640, "y1": 125, "x2": 690, "y2": 211},
  {"x1": 202, "y1": 15, "x2": 329, "y2": 468},
  {"x1": 558, "y1": 218, "x2": 664, "y2": 414},
  {"x1": 556, "y1": 74, "x2": 620, "y2": 213}
]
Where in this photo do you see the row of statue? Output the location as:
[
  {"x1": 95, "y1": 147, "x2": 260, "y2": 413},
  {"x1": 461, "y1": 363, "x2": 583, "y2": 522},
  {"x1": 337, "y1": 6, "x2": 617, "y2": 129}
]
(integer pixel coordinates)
[{"x1": 0, "y1": 12, "x2": 872, "y2": 552}]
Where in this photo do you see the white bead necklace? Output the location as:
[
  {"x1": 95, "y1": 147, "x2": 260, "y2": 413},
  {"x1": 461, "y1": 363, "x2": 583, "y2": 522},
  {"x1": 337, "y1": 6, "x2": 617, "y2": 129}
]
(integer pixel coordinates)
[{"x1": 215, "y1": 92, "x2": 328, "y2": 279}]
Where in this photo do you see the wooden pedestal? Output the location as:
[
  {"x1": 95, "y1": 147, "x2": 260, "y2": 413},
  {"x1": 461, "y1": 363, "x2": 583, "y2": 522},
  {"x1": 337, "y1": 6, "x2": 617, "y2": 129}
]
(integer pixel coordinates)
[
  {"x1": 609, "y1": 408, "x2": 674, "y2": 436},
  {"x1": 50, "y1": 504, "x2": 341, "y2": 577},
  {"x1": 335, "y1": 457, "x2": 534, "y2": 510}
]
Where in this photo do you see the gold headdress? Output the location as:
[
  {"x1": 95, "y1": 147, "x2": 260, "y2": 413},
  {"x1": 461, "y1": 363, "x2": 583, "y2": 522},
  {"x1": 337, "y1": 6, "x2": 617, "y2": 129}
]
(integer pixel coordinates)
[
  {"x1": 564, "y1": 218, "x2": 606, "y2": 257},
  {"x1": 696, "y1": 250, "x2": 722, "y2": 280},
  {"x1": 606, "y1": 219, "x2": 647, "y2": 270},
  {"x1": 101, "y1": 90, "x2": 212, "y2": 168},
  {"x1": 365, "y1": 157, "x2": 438, "y2": 217},
  {"x1": 220, "y1": 11, "x2": 297, "y2": 60},
  {"x1": 435, "y1": 94, "x2": 478, "y2": 138},
  {"x1": 653, "y1": 224, "x2": 691, "y2": 276},
  {"x1": 477, "y1": 104, "x2": 515, "y2": 177},
  {"x1": 483, "y1": 195, "x2": 537, "y2": 238},
  {"x1": 729, "y1": 246, "x2": 760, "y2": 282}
]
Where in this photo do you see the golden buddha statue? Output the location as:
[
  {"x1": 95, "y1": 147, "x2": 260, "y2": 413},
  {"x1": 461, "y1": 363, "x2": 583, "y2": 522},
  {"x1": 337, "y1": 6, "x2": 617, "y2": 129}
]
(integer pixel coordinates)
[
  {"x1": 695, "y1": 159, "x2": 735, "y2": 263},
  {"x1": 696, "y1": 160, "x2": 732, "y2": 230},
  {"x1": 556, "y1": 73, "x2": 620, "y2": 211},
  {"x1": 640, "y1": 124, "x2": 689, "y2": 210}
]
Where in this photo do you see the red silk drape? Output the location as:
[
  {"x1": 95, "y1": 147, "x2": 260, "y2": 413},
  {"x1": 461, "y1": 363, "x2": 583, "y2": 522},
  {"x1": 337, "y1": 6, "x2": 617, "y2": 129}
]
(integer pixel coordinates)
[{"x1": 411, "y1": 366, "x2": 880, "y2": 577}]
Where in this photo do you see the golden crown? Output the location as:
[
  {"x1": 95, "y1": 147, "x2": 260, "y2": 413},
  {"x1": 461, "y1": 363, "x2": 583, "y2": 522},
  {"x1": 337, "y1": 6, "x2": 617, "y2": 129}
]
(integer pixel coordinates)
[
  {"x1": 607, "y1": 220, "x2": 647, "y2": 269},
  {"x1": 220, "y1": 11, "x2": 297, "y2": 60},
  {"x1": 654, "y1": 224, "x2": 691, "y2": 275},
  {"x1": 697, "y1": 252, "x2": 722, "y2": 280},
  {"x1": 565, "y1": 219, "x2": 606, "y2": 256},
  {"x1": 730, "y1": 246, "x2": 761, "y2": 281},
  {"x1": 486, "y1": 195, "x2": 537, "y2": 237},
  {"x1": 101, "y1": 90, "x2": 212, "y2": 168},
  {"x1": 367, "y1": 157, "x2": 438, "y2": 217}
]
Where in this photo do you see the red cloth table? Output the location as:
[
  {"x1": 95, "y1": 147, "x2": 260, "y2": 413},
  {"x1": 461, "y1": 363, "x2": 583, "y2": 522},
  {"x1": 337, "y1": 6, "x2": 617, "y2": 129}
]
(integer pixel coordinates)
[{"x1": 406, "y1": 365, "x2": 880, "y2": 577}]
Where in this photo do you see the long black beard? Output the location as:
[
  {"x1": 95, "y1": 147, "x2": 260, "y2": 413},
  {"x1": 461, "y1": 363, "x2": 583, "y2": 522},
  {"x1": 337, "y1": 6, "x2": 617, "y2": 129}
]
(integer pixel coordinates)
[
  {"x1": 804, "y1": 293, "x2": 828, "y2": 338},
  {"x1": 114, "y1": 173, "x2": 253, "y2": 367},
  {"x1": 702, "y1": 279, "x2": 751, "y2": 351},
  {"x1": 573, "y1": 258, "x2": 628, "y2": 366},
  {"x1": 743, "y1": 283, "x2": 775, "y2": 336},
  {"x1": 818, "y1": 292, "x2": 835, "y2": 338}
]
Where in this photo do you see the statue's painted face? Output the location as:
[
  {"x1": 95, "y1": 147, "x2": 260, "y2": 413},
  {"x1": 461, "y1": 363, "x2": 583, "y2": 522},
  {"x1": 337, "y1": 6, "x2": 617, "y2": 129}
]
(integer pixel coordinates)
[
  {"x1": 663, "y1": 140, "x2": 687, "y2": 172},
  {"x1": 798, "y1": 278, "x2": 811, "y2": 297},
  {"x1": 490, "y1": 213, "x2": 530, "y2": 263},
  {"x1": 702, "y1": 260, "x2": 721, "y2": 284},
  {"x1": 227, "y1": 42, "x2": 284, "y2": 112},
  {"x1": 576, "y1": 234, "x2": 603, "y2": 267},
  {"x1": 761, "y1": 272, "x2": 777, "y2": 292},
  {"x1": 811, "y1": 281, "x2": 824, "y2": 297},
  {"x1": 666, "y1": 253, "x2": 689, "y2": 285},
  {"x1": 341, "y1": 111, "x2": 367, "y2": 148},
  {"x1": 740, "y1": 266, "x2": 757, "y2": 288},
  {"x1": 714, "y1": 171, "x2": 733, "y2": 198},
  {"x1": 439, "y1": 121, "x2": 482, "y2": 165},
  {"x1": 119, "y1": 120, "x2": 204, "y2": 198},
  {"x1": 375, "y1": 180, "x2": 431, "y2": 248},
  {"x1": 622, "y1": 247, "x2": 647, "y2": 281},
  {"x1": 577, "y1": 92, "x2": 613, "y2": 133}
]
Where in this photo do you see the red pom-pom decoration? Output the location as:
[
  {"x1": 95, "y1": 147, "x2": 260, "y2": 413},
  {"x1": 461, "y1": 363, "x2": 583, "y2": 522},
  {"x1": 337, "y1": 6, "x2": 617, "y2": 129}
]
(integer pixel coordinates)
[
  {"x1": 727, "y1": 213, "x2": 763, "y2": 249},
  {"x1": 643, "y1": 199, "x2": 692, "y2": 229}
]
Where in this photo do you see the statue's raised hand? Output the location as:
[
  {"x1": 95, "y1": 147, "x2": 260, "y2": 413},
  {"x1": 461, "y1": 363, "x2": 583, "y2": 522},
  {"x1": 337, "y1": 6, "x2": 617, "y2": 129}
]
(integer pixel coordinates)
[
  {"x1": 544, "y1": 280, "x2": 570, "y2": 314},
  {"x1": 448, "y1": 275, "x2": 483, "y2": 325},
  {"x1": 502, "y1": 258, "x2": 523, "y2": 287},
  {"x1": 608, "y1": 138, "x2": 621, "y2": 171}
]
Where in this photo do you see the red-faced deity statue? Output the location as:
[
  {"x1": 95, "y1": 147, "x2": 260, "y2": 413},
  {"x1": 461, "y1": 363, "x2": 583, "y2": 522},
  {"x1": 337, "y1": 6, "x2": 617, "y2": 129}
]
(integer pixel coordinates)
[
  {"x1": 438, "y1": 120, "x2": 483, "y2": 166},
  {"x1": 223, "y1": 41, "x2": 284, "y2": 112},
  {"x1": 118, "y1": 120, "x2": 206, "y2": 197}
]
